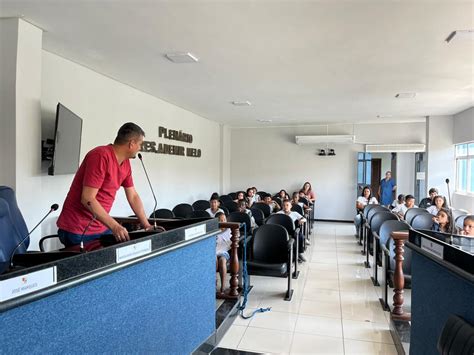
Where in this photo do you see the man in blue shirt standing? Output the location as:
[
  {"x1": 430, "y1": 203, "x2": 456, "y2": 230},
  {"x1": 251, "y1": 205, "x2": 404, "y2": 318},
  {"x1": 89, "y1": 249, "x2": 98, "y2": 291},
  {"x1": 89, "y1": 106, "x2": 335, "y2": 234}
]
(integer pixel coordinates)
[{"x1": 378, "y1": 171, "x2": 397, "y2": 207}]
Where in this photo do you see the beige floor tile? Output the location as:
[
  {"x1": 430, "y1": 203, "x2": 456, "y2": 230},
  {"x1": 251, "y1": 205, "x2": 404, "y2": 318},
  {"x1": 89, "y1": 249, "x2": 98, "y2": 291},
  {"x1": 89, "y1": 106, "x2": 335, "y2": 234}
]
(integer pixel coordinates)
[
  {"x1": 249, "y1": 310, "x2": 298, "y2": 332},
  {"x1": 308, "y1": 262, "x2": 339, "y2": 271},
  {"x1": 295, "y1": 314, "x2": 343, "y2": 338},
  {"x1": 342, "y1": 319, "x2": 394, "y2": 344},
  {"x1": 301, "y1": 287, "x2": 340, "y2": 303},
  {"x1": 237, "y1": 327, "x2": 293, "y2": 354},
  {"x1": 305, "y1": 278, "x2": 340, "y2": 291},
  {"x1": 299, "y1": 298, "x2": 342, "y2": 318},
  {"x1": 344, "y1": 339, "x2": 398, "y2": 355},
  {"x1": 218, "y1": 325, "x2": 247, "y2": 349},
  {"x1": 290, "y1": 332, "x2": 344, "y2": 354}
]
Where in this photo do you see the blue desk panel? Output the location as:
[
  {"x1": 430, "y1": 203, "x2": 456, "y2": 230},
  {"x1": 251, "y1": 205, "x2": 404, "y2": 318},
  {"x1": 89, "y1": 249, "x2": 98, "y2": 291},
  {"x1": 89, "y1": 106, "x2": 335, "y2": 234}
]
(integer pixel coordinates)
[
  {"x1": 0, "y1": 237, "x2": 215, "y2": 354},
  {"x1": 410, "y1": 252, "x2": 474, "y2": 355}
]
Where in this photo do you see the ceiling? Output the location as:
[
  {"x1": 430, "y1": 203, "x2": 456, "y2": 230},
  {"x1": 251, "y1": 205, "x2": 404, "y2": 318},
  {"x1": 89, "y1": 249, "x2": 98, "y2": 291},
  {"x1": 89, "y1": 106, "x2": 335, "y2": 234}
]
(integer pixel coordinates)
[{"x1": 1, "y1": 0, "x2": 473, "y2": 127}]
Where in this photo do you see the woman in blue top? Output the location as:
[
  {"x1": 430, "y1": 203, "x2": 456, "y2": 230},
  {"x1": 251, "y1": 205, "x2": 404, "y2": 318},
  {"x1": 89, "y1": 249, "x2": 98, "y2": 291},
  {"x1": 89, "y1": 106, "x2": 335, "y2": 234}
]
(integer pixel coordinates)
[{"x1": 378, "y1": 171, "x2": 397, "y2": 206}]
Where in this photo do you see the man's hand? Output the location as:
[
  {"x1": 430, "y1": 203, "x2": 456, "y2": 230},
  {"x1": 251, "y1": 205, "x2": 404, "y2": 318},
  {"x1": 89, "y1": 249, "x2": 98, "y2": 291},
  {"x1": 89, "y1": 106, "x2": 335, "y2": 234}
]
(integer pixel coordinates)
[
  {"x1": 111, "y1": 223, "x2": 130, "y2": 242},
  {"x1": 143, "y1": 222, "x2": 154, "y2": 231}
]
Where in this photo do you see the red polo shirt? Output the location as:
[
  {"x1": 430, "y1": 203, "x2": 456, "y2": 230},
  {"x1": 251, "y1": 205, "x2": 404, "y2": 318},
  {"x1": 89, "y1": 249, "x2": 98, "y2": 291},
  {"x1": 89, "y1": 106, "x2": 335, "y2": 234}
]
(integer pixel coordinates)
[{"x1": 57, "y1": 145, "x2": 134, "y2": 235}]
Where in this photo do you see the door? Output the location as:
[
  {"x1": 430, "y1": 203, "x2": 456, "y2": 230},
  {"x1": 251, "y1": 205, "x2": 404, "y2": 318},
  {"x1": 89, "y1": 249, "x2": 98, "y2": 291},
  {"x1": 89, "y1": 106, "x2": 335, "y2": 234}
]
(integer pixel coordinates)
[
  {"x1": 371, "y1": 158, "x2": 382, "y2": 200},
  {"x1": 357, "y1": 152, "x2": 372, "y2": 197}
]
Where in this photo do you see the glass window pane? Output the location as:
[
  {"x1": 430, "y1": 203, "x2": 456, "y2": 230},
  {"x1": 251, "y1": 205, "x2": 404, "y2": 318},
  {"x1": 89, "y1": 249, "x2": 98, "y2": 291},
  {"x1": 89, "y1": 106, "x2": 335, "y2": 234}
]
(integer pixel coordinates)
[
  {"x1": 365, "y1": 161, "x2": 372, "y2": 185},
  {"x1": 457, "y1": 159, "x2": 468, "y2": 191},
  {"x1": 358, "y1": 152, "x2": 364, "y2": 160},
  {"x1": 365, "y1": 153, "x2": 371, "y2": 161},
  {"x1": 456, "y1": 144, "x2": 468, "y2": 157},
  {"x1": 357, "y1": 162, "x2": 364, "y2": 184},
  {"x1": 468, "y1": 143, "x2": 474, "y2": 156},
  {"x1": 469, "y1": 158, "x2": 474, "y2": 193}
]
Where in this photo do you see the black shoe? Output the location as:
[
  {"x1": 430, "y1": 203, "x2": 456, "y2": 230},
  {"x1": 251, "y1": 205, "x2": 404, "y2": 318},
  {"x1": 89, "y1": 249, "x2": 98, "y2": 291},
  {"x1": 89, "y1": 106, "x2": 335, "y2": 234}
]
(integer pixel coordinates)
[{"x1": 298, "y1": 254, "x2": 307, "y2": 262}]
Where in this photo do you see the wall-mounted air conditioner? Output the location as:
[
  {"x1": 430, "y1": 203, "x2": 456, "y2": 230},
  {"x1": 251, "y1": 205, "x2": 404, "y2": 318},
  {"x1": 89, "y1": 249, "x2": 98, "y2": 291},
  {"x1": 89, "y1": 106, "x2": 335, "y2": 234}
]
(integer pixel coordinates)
[
  {"x1": 365, "y1": 144, "x2": 425, "y2": 153},
  {"x1": 295, "y1": 135, "x2": 355, "y2": 145}
]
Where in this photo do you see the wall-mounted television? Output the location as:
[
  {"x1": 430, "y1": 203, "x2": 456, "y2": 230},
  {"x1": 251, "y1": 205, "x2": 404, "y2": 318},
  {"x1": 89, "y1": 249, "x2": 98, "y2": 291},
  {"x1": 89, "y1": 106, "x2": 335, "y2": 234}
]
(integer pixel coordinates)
[{"x1": 48, "y1": 103, "x2": 83, "y2": 176}]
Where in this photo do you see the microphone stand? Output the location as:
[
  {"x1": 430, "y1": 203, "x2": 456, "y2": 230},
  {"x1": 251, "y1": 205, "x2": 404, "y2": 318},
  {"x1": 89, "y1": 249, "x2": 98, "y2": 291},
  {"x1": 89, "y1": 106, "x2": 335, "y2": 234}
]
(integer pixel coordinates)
[
  {"x1": 10, "y1": 204, "x2": 59, "y2": 268},
  {"x1": 138, "y1": 153, "x2": 158, "y2": 230},
  {"x1": 80, "y1": 202, "x2": 97, "y2": 252},
  {"x1": 445, "y1": 178, "x2": 456, "y2": 236}
]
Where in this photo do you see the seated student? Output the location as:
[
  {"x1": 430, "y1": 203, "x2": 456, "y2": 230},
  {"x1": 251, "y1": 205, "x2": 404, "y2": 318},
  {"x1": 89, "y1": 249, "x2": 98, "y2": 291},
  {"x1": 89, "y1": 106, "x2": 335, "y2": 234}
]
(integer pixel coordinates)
[
  {"x1": 426, "y1": 195, "x2": 447, "y2": 216},
  {"x1": 300, "y1": 181, "x2": 316, "y2": 204},
  {"x1": 292, "y1": 192, "x2": 310, "y2": 212},
  {"x1": 246, "y1": 187, "x2": 259, "y2": 208},
  {"x1": 354, "y1": 186, "x2": 378, "y2": 234},
  {"x1": 432, "y1": 208, "x2": 454, "y2": 233},
  {"x1": 276, "y1": 189, "x2": 290, "y2": 201},
  {"x1": 419, "y1": 188, "x2": 438, "y2": 209},
  {"x1": 206, "y1": 197, "x2": 224, "y2": 217},
  {"x1": 210, "y1": 192, "x2": 220, "y2": 200},
  {"x1": 460, "y1": 215, "x2": 474, "y2": 236},
  {"x1": 390, "y1": 194, "x2": 405, "y2": 211},
  {"x1": 278, "y1": 199, "x2": 307, "y2": 262},
  {"x1": 237, "y1": 199, "x2": 257, "y2": 229},
  {"x1": 392, "y1": 194, "x2": 417, "y2": 219},
  {"x1": 233, "y1": 191, "x2": 245, "y2": 203},
  {"x1": 262, "y1": 194, "x2": 281, "y2": 213},
  {"x1": 215, "y1": 212, "x2": 231, "y2": 295}
]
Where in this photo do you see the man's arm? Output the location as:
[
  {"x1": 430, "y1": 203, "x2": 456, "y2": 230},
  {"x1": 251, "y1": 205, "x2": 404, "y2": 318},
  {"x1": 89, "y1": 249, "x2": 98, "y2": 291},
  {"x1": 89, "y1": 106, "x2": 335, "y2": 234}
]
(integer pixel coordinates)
[
  {"x1": 81, "y1": 186, "x2": 129, "y2": 242},
  {"x1": 124, "y1": 186, "x2": 153, "y2": 230}
]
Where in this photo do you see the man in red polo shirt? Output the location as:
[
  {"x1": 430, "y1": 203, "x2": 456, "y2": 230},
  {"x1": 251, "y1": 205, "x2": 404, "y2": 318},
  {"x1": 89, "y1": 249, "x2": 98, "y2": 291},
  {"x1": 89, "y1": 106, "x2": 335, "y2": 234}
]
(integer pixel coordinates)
[{"x1": 57, "y1": 122, "x2": 152, "y2": 246}]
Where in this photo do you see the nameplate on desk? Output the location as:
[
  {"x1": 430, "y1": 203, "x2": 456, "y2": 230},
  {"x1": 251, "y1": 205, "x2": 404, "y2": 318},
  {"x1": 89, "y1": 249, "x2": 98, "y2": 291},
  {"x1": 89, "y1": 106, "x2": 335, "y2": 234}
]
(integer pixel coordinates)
[
  {"x1": 185, "y1": 224, "x2": 207, "y2": 240},
  {"x1": 116, "y1": 240, "x2": 152, "y2": 263},
  {"x1": 0, "y1": 267, "x2": 56, "y2": 303},
  {"x1": 421, "y1": 237, "x2": 444, "y2": 259}
]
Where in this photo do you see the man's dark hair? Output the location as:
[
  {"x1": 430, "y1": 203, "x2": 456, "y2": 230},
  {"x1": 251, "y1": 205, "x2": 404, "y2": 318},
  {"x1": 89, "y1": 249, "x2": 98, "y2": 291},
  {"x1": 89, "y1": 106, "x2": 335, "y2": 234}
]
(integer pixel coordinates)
[
  {"x1": 405, "y1": 194, "x2": 415, "y2": 201},
  {"x1": 428, "y1": 187, "x2": 438, "y2": 194},
  {"x1": 114, "y1": 122, "x2": 145, "y2": 145},
  {"x1": 215, "y1": 212, "x2": 225, "y2": 219}
]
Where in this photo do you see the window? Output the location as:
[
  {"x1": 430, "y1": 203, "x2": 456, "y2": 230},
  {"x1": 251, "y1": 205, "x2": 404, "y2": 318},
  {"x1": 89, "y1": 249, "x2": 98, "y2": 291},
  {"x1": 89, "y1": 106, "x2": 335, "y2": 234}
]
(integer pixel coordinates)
[{"x1": 455, "y1": 142, "x2": 474, "y2": 194}]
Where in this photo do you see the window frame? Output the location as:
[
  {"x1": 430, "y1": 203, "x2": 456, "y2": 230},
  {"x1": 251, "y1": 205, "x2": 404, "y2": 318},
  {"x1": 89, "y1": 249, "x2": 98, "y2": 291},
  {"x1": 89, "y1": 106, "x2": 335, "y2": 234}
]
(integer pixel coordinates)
[{"x1": 455, "y1": 142, "x2": 474, "y2": 195}]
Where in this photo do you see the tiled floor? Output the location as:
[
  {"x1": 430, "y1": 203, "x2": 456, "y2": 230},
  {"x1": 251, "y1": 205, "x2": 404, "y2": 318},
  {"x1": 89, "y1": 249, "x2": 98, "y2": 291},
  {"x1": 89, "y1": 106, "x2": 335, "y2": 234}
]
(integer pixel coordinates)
[{"x1": 217, "y1": 222, "x2": 402, "y2": 354}]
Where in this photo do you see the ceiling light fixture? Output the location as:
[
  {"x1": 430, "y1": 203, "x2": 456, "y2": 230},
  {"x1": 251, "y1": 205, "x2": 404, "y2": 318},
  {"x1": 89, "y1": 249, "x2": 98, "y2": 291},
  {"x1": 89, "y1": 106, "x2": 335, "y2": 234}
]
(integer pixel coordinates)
[
  {"x1": 377, "y1": 115, "x2": 393, "y2": 119},
  {"x1": 395, "y1": 93, "x2": 416, "y2": 99},
  {"x1": 445, "y1": 30, "x2": 474, "y2": 43},
  {"x1": 164, "y1": 52, "x2": 199, "y2": 63},
  {"x1": 257, "y1": 119, "x2": 272, "y2": 123},
  {"x1": 231, "y1": 101, "x2": 252, "y2": 106}
]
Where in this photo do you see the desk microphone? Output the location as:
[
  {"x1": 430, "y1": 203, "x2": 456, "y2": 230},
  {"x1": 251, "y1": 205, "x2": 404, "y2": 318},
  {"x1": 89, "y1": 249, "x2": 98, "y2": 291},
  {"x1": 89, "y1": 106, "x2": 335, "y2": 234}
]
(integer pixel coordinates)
[
  {"x1": 137, "y1": 153, "x2": 158, "y2": 230},
  {"x1": 80, "y1": 202, "x2": 97, "y2": 252},
  {"x1": 445, "y1": 178, "x2": 456, "y2": 235},
  {"x1": 10, "y1": 203, "x2": 59, "y2": 268}
]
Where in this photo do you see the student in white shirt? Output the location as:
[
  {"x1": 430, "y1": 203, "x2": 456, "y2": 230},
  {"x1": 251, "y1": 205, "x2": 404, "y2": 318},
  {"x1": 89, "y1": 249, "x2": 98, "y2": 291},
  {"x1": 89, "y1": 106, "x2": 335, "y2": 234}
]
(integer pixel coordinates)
[
  {"x1": 390, "y1": 194, "x2": 405, "y2": 211},
  {"x1": 237, "y1": 199, "x2": 257, "y2": 229},
  {"x1": 215, "y1": 212, "x2": 232, "y2": 295},
  {"x1": 392, "y1": 194, "x2": 417, "y2": 219},
  {"x1": 206, "y1": 197, "x2": 224, "y2": 217},
  {"x1": 354, "y1": 186, "x2": 378, "y2": 235},
  {"x1": 277, "y1": 199, "x2": 307, "y2": 262},
  {"x1": 262, "y1": 194, "x2": 280, "y2": 213},
  {"x1": 426, "y1": 195, "x2": 447, "y2": 216}
]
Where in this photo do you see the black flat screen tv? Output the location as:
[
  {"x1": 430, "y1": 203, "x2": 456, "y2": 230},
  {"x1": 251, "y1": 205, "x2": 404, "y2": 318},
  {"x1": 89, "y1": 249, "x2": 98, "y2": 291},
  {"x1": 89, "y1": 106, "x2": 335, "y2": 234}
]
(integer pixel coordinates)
[{"x1": 48, "y1": 103, "x2": 83, "y2": 175}]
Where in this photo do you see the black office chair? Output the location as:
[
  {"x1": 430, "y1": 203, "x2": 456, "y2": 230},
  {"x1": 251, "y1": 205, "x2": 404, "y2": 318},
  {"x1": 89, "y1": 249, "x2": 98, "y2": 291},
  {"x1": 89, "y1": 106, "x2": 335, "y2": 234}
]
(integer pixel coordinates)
[
  {"x1": 246, "y1": 224, "x2": 294, "y2": 301},
  {"x1": 220, "y1": 206, "x2": 230, "y2": 217},
  {"x1": 418, "y1": 197, "x2": 432, "y2": 209},
  {"x1": 228, "y1": 192, "x2": 237, "y2": 200},
  {"x1": 256, "y1": 191, "x2": 267, "y2": 200},
  {"x1": 252, "y1": 202, "x2": 271, "y2": 218},
  {"x1": 223, "y1": 201, "x2": 239, "y2": 213},
  {"x1": 187, "y1": 210, "x2": 211, "y2": 218},
  {"x1": 149, "y1": 208, "x2": 175, "y2": 219},
  {"x1": 172, "y1": 203, "x2": 193, "y2": 219},
  {"x1": 370, "y1": 211, "x2": 399, "y2": 286},
  {"x1": 404, "y1": 208, "x2": 430, "y2": 225},
  {"x1": 266, "y1": 213, "x2": 301, "y2": 279},
  {"x1": 273, "y1": 197, "x2": 283, "y2": 209},
  {"x1": 362, "y1": 205, "x2": 387, "y2": 260},
  {"x1": 411, "y1": 213, "x2": 434, "y2": 230},
  {"x1": 378, "y1": 220, "x2": 410, "y2": 311},
  {"x1": 437, "y1": 315, "x2": 474, "y2": 355},
  {"x1": 219, "y1": 195, "x2": 233, "y2": 204},
  {"x1": 227, "y1": 211, "x2": 252, "y2": 234},
  {"x1": 192, "y1": 200, "x2": 210, "y2": 211},
  {"x1": 455, "y1": 214, "x2": 468, "y2": 230},
  {"x1": 250, "y1": 207, "x2": 265, "y2": 226},
  {"x1": 299, "y1": 196, "x2": 309, "y2": 206}
]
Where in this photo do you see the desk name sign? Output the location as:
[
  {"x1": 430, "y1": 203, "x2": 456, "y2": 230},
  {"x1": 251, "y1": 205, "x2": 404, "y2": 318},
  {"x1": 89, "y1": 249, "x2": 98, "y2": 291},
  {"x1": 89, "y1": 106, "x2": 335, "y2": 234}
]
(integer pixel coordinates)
[
  {"x1": 0, "y1": 267, "x2": 57, "y2": 303},
  {"x1": 420, "y1": 237, "x2": 444, "y2": 259},
  {"x1": 116, "y1": 240, "x2": 152, "y2": 264},
  {"x1": 141, "y1": 126, "x2": 201, "y2": 158}
]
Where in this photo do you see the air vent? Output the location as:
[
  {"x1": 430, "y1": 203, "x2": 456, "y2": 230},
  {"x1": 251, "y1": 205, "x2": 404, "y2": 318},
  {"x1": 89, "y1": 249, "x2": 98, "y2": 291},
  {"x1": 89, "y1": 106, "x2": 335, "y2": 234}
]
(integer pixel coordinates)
[
  {"x1": 295, "y1": 135, "x2": 355, "y2": 145},
  {"x1": 395, "y1": 93, "x2": 416, "y2": 99},
  {"x1": 232, "y1": 101, "x2": 251, "y2": 106},
  {"x1": 365, "y1": 144, "x2": 425, "y2": 153}
]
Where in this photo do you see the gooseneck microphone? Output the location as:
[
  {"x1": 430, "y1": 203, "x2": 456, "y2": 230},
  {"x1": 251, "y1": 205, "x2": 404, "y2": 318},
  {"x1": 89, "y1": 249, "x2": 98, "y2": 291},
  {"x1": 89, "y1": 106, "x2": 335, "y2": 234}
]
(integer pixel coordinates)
[
  {"x1": 10, "y1": 203, "x2": 59, "y2": 268},
  {"x1": 445, "y1": 178, "x2": 456, "y2": 235},
  {"x1": 80, "y1": 202, "x2": 97, "y2": 252},
  {"x1": 137, "y1": 153, "x2": 158, "y2": 230}
]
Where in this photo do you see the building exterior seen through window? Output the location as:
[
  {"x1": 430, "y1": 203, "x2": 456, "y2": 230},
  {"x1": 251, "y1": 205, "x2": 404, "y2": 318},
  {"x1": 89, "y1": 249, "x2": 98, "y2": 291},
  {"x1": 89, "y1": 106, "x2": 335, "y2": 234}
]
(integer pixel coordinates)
[{"x1": 455, "y1": 142, "x2": 474, "y2": 194}]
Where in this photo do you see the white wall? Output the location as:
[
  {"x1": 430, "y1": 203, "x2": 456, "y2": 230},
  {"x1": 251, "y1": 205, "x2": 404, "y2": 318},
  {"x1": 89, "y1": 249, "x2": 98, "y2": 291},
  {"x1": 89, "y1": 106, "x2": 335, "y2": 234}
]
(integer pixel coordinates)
[
  {"x1": 396, "y1": 153, "x2": 415, "y2": 197},
  {"x1": 230, "y1": 122, "x2": 425, "y2": 220},
  {"x1": 426, "y1": 116, "x2": 455, "y2": 200}
]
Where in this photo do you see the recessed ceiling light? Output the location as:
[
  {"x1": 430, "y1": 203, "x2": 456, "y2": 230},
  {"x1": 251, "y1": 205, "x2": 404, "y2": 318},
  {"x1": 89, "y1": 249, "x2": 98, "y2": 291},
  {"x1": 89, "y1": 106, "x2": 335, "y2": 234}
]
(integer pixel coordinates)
[
  {"x1": 164, "y1": 52, "x2": 199, "y2": 63},
  {"x1": 257, "y1": 119, "x2": 272, "y2": 123},
  {"x1": 445, "y1": 30, "x2": 474, "y2": 43},
  {"x1": 377, "y1": 115, "x2": 393, "y2": 118},
  {"x1": 395, "y1": 93, "x2": 416, "y2": 99},
  {"x1": 231, "y1": 101, "x2": 251, "y2": 106}
]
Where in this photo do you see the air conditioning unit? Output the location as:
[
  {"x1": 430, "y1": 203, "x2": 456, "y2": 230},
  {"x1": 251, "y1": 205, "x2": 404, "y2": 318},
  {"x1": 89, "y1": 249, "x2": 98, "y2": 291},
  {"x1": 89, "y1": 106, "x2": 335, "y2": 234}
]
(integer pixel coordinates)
[
  {"x1": 295, "y1": 135, "x2": 355, "y2": 145},
  {"x1": 365, "y1": 144, "x2": 425, "y2": 153}
]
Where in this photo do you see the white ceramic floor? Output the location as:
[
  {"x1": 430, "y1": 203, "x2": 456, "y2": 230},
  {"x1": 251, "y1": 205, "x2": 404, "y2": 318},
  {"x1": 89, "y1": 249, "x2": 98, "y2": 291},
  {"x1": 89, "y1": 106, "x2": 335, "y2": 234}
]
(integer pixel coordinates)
[{"x1": 217, "y1": 222, "x2": 402, "y2": 354}]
